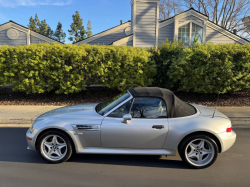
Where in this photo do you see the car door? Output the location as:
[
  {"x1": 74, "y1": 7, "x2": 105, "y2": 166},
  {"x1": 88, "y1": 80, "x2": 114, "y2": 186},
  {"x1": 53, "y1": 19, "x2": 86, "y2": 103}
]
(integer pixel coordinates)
[{"x1": 101, "y1": 97, "x2": 169, "y2": 149}]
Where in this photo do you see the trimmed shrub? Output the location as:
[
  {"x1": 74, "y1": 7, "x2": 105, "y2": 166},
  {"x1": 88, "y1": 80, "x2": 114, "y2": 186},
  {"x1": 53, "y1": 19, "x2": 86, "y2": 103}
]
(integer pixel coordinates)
[
  {"x1": 0, "y1": 43, "x2": 155, "y2": 94},
  {"x1": 167, "y1": 43, "x2": 250, "y2": 93},
  {"x1": 150, "y1": 39, "x2": 185, "y2": 90}
]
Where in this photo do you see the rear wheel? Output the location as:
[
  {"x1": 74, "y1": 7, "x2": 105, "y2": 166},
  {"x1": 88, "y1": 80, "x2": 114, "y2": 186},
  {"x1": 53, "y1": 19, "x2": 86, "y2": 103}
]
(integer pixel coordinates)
[
  {"x1": 38, "y1": 131, "x2": 73, "y2": 164},
  {"x1": 179, "y1": 135, "x2": 218, "y2": 169}
]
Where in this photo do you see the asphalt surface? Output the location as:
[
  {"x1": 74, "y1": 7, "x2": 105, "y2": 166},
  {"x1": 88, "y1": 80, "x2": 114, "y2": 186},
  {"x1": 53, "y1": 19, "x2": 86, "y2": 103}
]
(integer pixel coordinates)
[{"x1": 0, "y1": 128, "x2": 249, "y2": 187}]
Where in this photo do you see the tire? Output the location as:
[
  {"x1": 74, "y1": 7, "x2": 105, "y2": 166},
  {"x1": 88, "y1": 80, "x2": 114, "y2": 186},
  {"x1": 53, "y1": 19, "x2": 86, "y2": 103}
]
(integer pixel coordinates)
[
  {"x1": 37, "y1": 130, "x2": 73, "y2": 164},
  {"x1": 179, "y1": 134, "x2": 218, "y2": 169}
]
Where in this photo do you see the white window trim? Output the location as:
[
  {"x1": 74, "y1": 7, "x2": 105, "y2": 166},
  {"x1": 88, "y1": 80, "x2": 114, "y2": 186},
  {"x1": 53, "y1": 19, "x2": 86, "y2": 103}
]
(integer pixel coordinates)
[{"x1": 177, "y1": 20, "x2": 206, "y2": 45}]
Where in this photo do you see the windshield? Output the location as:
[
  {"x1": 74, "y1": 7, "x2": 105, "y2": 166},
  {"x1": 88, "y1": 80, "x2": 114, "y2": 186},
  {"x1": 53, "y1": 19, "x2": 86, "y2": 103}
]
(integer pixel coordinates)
[{"x1": 96, "y1": 93, "x2": 130, "y2": 116}]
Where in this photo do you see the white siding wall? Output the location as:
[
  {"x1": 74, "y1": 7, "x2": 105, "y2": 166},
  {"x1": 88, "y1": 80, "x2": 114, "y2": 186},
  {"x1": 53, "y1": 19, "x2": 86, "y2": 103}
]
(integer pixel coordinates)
[
  {"x1": 158, "y1": 22, "x2": 174, "y2": 44},
  {"x1": 30, "y1": 35, "x2": 47, "y2": 44},
  {"x1": 0, "y1": 28, "x2": 27, "y2": 46},
  {"x1": 120, "y1": 40, "x2": 133, "y2": 46},
  {"x1": 179, "y1": 15, "x2": 204, "y2": 25},
  {"x1": 131, "y1": 3, "x2": 134, "y2": 34},
  {"x1": 88, "y1": 27, "x2": 127, "y2": 45},
  {"x1": 206, "y1": 26, "x2": 241, "y2": 44},
  {"x1": 135, "y1": 2, "x2": 157, "y2": 48}
]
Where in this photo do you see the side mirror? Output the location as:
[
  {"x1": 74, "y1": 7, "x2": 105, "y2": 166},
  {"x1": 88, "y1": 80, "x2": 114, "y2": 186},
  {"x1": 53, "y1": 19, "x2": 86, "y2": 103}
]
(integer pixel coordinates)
[{"x1": 122, "y1": 114, "x2": 132, "y2": 123}]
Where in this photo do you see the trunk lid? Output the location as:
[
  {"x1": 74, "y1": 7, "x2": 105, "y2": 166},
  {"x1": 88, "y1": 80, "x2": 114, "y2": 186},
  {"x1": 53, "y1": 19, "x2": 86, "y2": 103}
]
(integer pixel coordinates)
[{"x1": 191, "y1": 104, "x2": 229, "y2": 119}]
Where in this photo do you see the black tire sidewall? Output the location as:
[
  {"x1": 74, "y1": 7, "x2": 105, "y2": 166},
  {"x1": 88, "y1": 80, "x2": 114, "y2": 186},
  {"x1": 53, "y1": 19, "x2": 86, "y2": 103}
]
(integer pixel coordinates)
[
  {"x1": 38, "y1": 130, "x2": 73, "y2": 164},
  {"x1": 179, "y1": 135, "x2": 218, "y2": 169}
]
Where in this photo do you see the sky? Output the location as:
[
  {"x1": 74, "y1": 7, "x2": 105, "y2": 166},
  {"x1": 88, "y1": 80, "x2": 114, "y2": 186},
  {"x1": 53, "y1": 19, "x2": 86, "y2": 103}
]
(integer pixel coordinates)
[{"x1": 0, "y1": 0, "x2": 132, "y2": 43}]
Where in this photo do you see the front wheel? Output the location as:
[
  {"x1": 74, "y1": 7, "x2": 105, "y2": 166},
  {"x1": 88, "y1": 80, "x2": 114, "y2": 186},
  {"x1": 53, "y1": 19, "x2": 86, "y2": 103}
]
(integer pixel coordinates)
[
  {"x1": 179, "y1": 135, "x2": 218, "y2": 169},
  {"x1": 38, "y1": 131, "x2": 73, "y2": 164}
]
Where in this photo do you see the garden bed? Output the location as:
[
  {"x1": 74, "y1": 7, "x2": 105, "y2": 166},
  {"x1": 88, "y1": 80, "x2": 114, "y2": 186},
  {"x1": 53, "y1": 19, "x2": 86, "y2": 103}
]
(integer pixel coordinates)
[{"x1": 0, "y1": 87, "x2": 249, "y2": 107}]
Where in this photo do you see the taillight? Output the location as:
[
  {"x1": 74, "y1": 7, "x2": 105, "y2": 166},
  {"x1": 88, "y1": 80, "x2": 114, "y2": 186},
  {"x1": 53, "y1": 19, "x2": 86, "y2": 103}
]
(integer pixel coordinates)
[{"x1": 226, "y1": 127, "x2": 232, "y2": 132}]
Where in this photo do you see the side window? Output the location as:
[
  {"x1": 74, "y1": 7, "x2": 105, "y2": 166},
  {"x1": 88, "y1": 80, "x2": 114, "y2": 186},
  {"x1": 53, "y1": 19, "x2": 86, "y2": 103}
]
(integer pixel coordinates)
[
  {"x1": 108, "y1": 100, "x2": 132, "y2": 118},
  {"x1": 130, "y1": 97, "x2": 167, "y2": 118}
]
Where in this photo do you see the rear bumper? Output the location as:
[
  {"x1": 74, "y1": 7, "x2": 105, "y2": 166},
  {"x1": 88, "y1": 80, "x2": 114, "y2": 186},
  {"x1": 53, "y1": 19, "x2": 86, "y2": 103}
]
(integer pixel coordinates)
[
  {"x1": 217, "y1": 130, "x2": 236, "y2": 153},
  {"x1": 26, "y1": 128, "x2": 36, "y2": 151}
]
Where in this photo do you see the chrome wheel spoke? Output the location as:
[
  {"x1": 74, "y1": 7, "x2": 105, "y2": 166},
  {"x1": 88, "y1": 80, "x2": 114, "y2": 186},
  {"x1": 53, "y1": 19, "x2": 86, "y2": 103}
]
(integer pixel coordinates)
[
  {"x1": 58, "y1": 144, "x2": 66, "y2": 150},
  {"x1": 190, "y1": 143, "x2": 197, "y2": 150},
  {"x1": 197, "y1": 153, "x2": 203, "y2": 163},
  {"x1": 52, "y1": 136, "x2": 58, "y2": 145},
  {"x1": 188, "y1": 152, "x2": 198, "y2": 159},
  {"x1": 198, "y1": 140, "x2": 205, "y2": 149},
  {"x1": 47, "y1": 148, "x2": 53, "y2": 156},
  {"x1": 44, "y1": 142, "x2": 52, "y2": 149},
  {"x1": 202, "y1": 149, "x2": 212, "y2": 155}
]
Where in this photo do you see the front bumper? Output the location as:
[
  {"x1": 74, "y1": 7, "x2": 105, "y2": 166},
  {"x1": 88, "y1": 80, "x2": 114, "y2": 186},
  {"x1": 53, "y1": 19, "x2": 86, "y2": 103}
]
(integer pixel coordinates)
[
  {"x1": 26, "y1": 128, "x2": 36, "y2": 151},
  {"x1": 218, "y1": 130, "x2": 236, "y2": 153}
]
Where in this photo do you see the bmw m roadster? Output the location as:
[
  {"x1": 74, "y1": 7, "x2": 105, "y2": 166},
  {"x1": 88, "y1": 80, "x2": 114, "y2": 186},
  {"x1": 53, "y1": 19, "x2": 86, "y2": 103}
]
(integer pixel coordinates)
[{"x1": 26, "y1": 87, "x2": 236, "y2": 169}]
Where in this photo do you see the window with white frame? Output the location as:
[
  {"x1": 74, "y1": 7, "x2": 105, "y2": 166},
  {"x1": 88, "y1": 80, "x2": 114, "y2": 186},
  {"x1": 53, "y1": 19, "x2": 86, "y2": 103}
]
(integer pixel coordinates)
[
  {"x1": 178, "y1": 22, "x2": 203, "y2": 46},
  {"x1": 191, "y1": 23, "x2": 203, "y2": 44},
  {"x1": 178, "y1": 23, "x2": 190, "y2": 46}
]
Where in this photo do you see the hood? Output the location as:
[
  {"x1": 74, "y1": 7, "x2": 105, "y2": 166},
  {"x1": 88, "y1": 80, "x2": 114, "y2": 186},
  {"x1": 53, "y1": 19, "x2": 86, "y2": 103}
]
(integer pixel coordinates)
[
  {"x1": 192, "y1": 104, "x2": 229, "y2": 119},
  {"x1": 37, "y1": 103, "x2": 100, "y2": 119}
]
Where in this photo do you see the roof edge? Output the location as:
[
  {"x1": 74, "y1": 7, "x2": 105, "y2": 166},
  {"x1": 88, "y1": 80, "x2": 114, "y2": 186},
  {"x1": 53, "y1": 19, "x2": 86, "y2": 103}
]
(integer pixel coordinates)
[
  {"x1": 7, "y1": 20, "x2": 64, "y2": 44},
  {"x1": 74, "y1": 21, "x2": 131, "y2": 45}
]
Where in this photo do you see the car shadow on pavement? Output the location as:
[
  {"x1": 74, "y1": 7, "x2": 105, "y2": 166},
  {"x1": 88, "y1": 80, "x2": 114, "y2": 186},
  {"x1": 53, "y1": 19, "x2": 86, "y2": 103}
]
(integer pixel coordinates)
[
  {"x1": 67, "y1": 154, "x2": 189, "y2": 169},
  {"x1": 0, "y1": 128, "x2": 189, "y2": 169}
]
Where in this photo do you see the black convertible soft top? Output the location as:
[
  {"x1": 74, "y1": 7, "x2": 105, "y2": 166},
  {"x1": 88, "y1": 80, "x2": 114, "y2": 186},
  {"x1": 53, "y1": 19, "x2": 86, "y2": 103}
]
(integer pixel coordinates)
[{"x1": 128, "y1": 87, "x2": 196, "y2": 118}]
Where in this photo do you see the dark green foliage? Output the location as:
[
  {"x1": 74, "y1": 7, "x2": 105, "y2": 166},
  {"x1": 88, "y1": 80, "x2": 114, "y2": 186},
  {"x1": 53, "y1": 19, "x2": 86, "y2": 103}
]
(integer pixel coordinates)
[
  {"x1": 68, "y1": 11, "x2": 87, "y2": 43},
  {"x1": 0, "y1": 44, "x2": 155, "y2": 94},
  {"x1": 150, "y1": 39, "x2": 185, "y2": 90},
  {"x1": 86, "y1": 20, "x2": 93, "y2": 38},
  {"x1": 152, "y1": 39, "x2": 250, "y2": 94},
  {"x1": 27, "y1": 14, "x2": 40, "y2": 32},
  {"x1": 54, "y1": 22, "x2": 66, "y2": 43},
  {"x1": 167, "y1": 43, "x2": 250, "y2": 93},
  {"x1": 28, "y1": 14, "x2": 54, "y2": 38}
]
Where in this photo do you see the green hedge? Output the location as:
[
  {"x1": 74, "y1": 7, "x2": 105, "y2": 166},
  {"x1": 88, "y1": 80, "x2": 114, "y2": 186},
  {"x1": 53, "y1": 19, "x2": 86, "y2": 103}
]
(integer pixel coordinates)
[
  {"x1": 0, "y1": 43, "x2": 155, "y2": 94},
  {"x1": 1, "y1": 41, "x2": 250, "y2": 95},
  {"x1": 153, "y1": 40, "x2": 250, "y2": 94},
  {"x1": 150, "y1": 39, "x2": 185, "y2": 90}
]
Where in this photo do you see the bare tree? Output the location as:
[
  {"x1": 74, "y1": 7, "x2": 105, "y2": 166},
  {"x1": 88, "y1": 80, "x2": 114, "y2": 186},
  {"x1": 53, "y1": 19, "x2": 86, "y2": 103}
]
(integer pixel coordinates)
[
  {"x1": 159, "y1": 0, "x2": 183, "y2": 20},
  {"x1": 242, "y1": 16, "x2": 250, "y2": 39},
  {"x1": 160, "y1": 0, "x2": 250, "y2": 39}
]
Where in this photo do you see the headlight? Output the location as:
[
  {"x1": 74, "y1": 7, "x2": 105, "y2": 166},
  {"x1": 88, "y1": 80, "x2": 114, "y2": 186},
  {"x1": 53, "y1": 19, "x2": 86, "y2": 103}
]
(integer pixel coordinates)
[
  {"x1": 30, "y1": 118, "x2": 44, "y2": 133},
  {"x1": 30, "y1": 125, "x2": 35, "y2": 133}
]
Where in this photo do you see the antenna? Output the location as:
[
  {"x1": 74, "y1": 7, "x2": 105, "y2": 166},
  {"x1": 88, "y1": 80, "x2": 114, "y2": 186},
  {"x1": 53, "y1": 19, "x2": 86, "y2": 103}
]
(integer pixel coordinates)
[{"x1": 212, "y1": 93, "x2": 220, "y2": 118}]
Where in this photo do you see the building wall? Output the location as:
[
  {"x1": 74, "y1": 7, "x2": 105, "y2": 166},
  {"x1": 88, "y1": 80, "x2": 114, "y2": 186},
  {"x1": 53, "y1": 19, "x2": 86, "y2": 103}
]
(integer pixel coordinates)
[
  {"x1": 179, "y1": 15, "x2": 204, "y2": 25},
  {"x1": 119, "y1": 40, "x2": 133, "y2": 46},
  {"x1": 87, "y1": 27, "x2": 127, "y2": 45},
  {"x1": 30, "y1": 35, "x2": 47, "y2": 44},
  {"x1": 0, "y1": 28, "x2": 27, "y2": 46},
  {"x1": 134, "y1": 1, "x2": 157, "y2": 48},
  {"x1": 131, "y1": 3, "x2": 134, "y2": 34},
  {"x1": 158, "y1": 22, "x2": 174, "y2": 44},
  {"x1": 206, "y1": 26, "x2": 241, "y2": 44}
]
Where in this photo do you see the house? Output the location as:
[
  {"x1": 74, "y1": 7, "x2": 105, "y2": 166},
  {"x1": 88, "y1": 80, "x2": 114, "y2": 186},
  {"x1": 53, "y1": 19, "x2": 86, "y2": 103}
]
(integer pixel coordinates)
[
  {"x1": 75, "y1": 0, "x2": 249, "y2": 47},
  {"x1": 0, "y1": 0, "x2": 248, "y2": 48},
  {"x1": 0, "y1": 20, "x2": 62, "y2": 46}
]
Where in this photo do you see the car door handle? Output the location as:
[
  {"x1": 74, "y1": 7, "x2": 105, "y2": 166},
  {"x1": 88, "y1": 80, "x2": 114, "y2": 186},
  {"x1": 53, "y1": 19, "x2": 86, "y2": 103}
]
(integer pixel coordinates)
[{"x1": 152, "y1": 125, "x2": 164, "y2": 129}]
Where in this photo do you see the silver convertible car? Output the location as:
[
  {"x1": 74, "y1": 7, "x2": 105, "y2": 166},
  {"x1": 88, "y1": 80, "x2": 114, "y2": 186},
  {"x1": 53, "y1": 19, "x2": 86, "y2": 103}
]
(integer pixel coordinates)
[{"x1": 26, "y1": 87, "x2": 236, "y2": 169}]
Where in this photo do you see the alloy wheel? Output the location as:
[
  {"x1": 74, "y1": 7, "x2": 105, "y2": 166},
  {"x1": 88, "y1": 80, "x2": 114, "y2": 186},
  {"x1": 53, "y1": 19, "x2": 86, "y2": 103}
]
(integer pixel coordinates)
[
  {"x1": 185, "y1": 138, "x2": 215, "y2": 167},
  {"x1": 41, "y1": 135, "x2": 68, "y2": 161}
]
